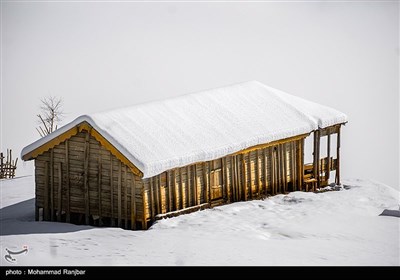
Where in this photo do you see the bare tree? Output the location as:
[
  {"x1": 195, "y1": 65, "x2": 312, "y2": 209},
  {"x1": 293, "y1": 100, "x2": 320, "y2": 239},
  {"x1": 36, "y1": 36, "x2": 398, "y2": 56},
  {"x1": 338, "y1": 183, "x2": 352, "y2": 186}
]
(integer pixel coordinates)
[{"x1": 36, "y1": 96, "x2": 64, "y2": 137}]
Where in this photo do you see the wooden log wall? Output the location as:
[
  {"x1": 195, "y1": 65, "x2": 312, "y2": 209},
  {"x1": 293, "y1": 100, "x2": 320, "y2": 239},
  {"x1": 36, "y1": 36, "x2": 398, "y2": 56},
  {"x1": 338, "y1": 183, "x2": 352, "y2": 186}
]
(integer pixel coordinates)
[
  {"x1": 143, "y1": 138, "x2": 306, "y2": 228},
  {"x1": 34, "y1": 130, "x2": 143, "y2": 229}
]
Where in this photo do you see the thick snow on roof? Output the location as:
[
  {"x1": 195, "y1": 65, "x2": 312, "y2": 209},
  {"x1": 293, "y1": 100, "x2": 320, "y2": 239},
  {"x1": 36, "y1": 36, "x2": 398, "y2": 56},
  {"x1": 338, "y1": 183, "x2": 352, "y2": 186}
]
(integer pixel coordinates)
[{"x1": 22, "y1": 81, "x2": 347, "y2": 178}]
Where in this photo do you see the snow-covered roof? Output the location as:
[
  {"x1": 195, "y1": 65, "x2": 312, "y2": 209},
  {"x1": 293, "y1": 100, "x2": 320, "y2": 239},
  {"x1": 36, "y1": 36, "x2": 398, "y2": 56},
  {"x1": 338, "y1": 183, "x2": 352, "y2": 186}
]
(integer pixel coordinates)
[{"x1": 22, "y1": 81, "x2": 347, "y2": 178}]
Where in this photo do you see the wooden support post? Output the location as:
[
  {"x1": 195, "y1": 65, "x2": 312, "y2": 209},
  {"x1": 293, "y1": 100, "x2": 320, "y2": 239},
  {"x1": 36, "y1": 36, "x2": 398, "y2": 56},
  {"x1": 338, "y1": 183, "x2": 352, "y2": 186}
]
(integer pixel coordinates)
[
  {"x1": 208, "y1": 162, "x2": 212, "y2": 204},
  {"x1": 300, "y1": 139, "x2": 305, "y2": 191},
  {"x1": 83, "y1": 132, "x2": 90, "y2": 225},
  {"x1": 117, "y1": 161, "x2": 122, "y2": 227},
  {"x1": 327, "y1": 131, "x2": 331, "y2": 181},
  {"x1": 335, "y1": 126, "x2": 341, "y2": 185},
  {"x1": 65, "y1": 140, "x2": 70, "y2": 223},
  {"x1": 44, "y1": 162, "x2": 49, "y2": 221},
  {"x1": 186, "y1": 166, "x2": 191, "y2": 207},
  {"x1": 172, "y1": 169, "x2": 177, "y2": 210},
  {"x1": 237, "y1": 155, "x2": 241, "y2": 201},
  {"x1": 256, "y1": 150, "x2": 261, "y2": 197},
  {"x1": 316, "y1": 130, "x2": 321, "y2": 190},
  {"x1": 203, "y1": 163, "x2": 209, "y2": 204},
  {"x1": 247, "y1": 153, "x2": 252, "y2": 199},
  {"x1": 98, "y1": 158, "x2": 102, "y2": 226},
  {"x1": 50, "y1": 149, "x2": 54, "y2": 221},
  {"x1": 194, "y1": 165, "x2": 198, "y2": 205},
  {"x1": 231, "y1": 156, "x2": 236, "y2": 201},
  {"x1": 57, "y1": 162, "x2": 62, "y2": 222},
  {"x1": 179, "y1": 168, "x2": 184, "y2": 209},
  {"x1": 153, "y1": 176, "x2": 161, "y2": 215},
  {"x1": 124, "y1": 166, "x2": 128, "y2": 229},
  {"x1": 290, "y1": 142, "x2": 296, "y2": 191},
  {"x1": 222, "y1": 157, "x2": 228, "y2": 202},
  {"x1": 131, "y1": 174, "x2": 136, "y2": 230},
  {"x1": 242, "y1": 154, "x2": 248, "y2": 201},
  {"x1": 110, "y1": 155, "x2": 115, "y2": 227},
  {"x1": 283, "y1": 144, "x2": 288, "y2": 193},
  {"x1": 142, "y1": 183, "x2": 147, "y2": 230},
  {"x1": 149, "y1": 178, "x2": 155, "y2": 221},
  {"x1": 167, "y1": 171, "x2": 172, "y2": 212},
  {"x1": 263, "y1": 149, "x2": 267, "y2": 194}
]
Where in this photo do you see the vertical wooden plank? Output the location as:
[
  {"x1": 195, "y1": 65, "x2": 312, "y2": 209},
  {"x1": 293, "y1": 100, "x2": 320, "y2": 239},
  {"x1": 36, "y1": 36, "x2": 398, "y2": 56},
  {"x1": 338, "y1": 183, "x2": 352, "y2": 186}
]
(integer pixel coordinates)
[
  {"x1": 300, "y1": 139, "x2": 305, "y2": 191},
  {"x1": 237, "y1": 155, "x2": 242, "y2": 201},
  {"x1": 65, "y1": 140, "x2": 70, "y2": 223},
  {"x1": 57, "y1": 162, "x2": 62, "y2": 222},
  {"x1": 193, "y1": 165, "x2": 198, "y2": 205},
  {"x1": 124, "y1": 165, "x2": 128, "y2": 229},
  {"x1": 271, "y1": 148, "x2": 276, "y2": 195},
  {"x1": 256, "y1": 150, "x2": 260, "y2": 197},
  {"x1": 247, "y1": 153, "x2": 252, "y2": 199},
  {"x1": 242, "y1": 154, "x2": 248, "y2": 201},
  {"x1": 186, "y1": 166, "x2": 191, "y2": 207},
  {"x1": 230, "y1": 156, "x2": 236, "y2": 201},
  {"x1": 203, "y1": 163, "x2": 209, "y2": 204},
  {"x1": 223, "y1": 157, "x2": 228, "y2": 202},
  {"x1": 141, "y1": 182, "x2": 147, "y2": 230},
  {"x1": 110, "y1": 154, "x2": 115, "y2": 227},
  {"x1": 44, "y1": 162, "x2": 49, "y2": 221},
  {"x1": 153, "y1": 176, "x2": 161, "y2": 215},
  {"x1": 283, "y1": 143, "x2": 288, "y2": 193},
  {"x1": 327, "y1": 131, "x2": 331, "y2": 181},
  {"x1": 167, "y1": 171, "x2": 172, "y2": 212},
  {"x1": 117, "y1": 161, "x2": 122, "y2": 227},
  {"x1": 83, "y1": 133, "x2": 90, "y2": 225},
  {"x1": 263, "y1": 149, "x2": 267, "y2": 194},
  {"x1": 179, "y1": 168, "x2": 184, "y2": 209},
  {"x1": 98, "y1": 157, "x2": 102, "y2": 226},
  {"x1": 291, "y1": 142, "x2": 296, "y2": 191},
  {"x1": 316, "y1": 130, "x2": 321, "y2": 190},
  {"x1": 149, "y1": 178, "x2": 155, "y2": 220},
  {"x1": 208, "y1": 161, "x2": 212, "y2": 203},
  {"x1": 50, "y1": 149, "x2": 54, "y2": 221},
  {"x1": 131, "y1": 174, "x2": 136, "y2": 230},
  {"x1": 172, "y1": 169, "x2": 177, "y2": 210},
  {"x1": 335, "y1": 126, "x2": 341, "y2": 185}
]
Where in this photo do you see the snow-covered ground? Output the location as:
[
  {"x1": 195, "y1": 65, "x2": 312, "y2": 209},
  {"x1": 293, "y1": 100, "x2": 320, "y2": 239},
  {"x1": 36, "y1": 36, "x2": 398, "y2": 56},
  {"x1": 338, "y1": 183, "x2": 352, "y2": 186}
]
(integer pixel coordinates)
[{"x1": 1, "y1": 176, "x2": 399, "y2": 266}]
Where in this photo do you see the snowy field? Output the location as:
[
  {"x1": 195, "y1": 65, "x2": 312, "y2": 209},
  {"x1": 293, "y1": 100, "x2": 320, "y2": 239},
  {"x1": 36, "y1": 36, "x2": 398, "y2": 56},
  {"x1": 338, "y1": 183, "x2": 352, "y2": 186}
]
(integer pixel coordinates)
[{"x1": 0, "y1": 176, "x2": 399, "y2": 266}]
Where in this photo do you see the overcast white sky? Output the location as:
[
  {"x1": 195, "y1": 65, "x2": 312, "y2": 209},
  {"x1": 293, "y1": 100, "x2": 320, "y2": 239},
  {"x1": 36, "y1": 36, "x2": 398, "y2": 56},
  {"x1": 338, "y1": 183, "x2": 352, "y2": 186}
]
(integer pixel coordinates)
[{"x1": 1, "y1": 1, "x2": 399, "y2": 189}]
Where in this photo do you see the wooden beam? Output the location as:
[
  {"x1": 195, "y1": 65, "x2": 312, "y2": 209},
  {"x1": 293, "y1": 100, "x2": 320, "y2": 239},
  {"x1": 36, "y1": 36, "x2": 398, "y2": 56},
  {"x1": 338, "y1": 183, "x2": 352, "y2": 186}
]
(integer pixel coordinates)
[
  {"x1": 186, "y1": 166, "x2": 191, "y2": 207},
  {"x1": 256, "y1": 149, "x2": 260, "y2": 197},
  {"x1": 141, "y1": 182, "x2": 147, "y2": 230},
  {"x1": 65, "y1": 140, "x2": 70, "y2": 223},
  {"x1": 194, "y1": 165, "x2": 198, "y2": 205},
  {"x1": 110, "y1": 155, "x2": 115, "y2": 227},
  {"x1": 179, "y1": 168, "x2": 184, "y2": 209},
  {"x1": 149, "y1": 178, "x2": 155, "y2": 221},
  {"x1": 83, "y1": 132, "x2": 90, "y2": 225},
  {"x1": 124, "y1": 165, "x2": 128, "y2": 229},
  {"x1": 44, "y1": 161, "x2": 49, "y2": 221},
  {"x1": 155, "y1": 175, "x2": 161, "y2": 214},
  {"x1": 50, "y1": 149, "x2": 54, "y2": 221},
  {"x1": 131, "y1": 174, "x2": 136, "y2": 230},
  {"x1": 98, "y1": 157, "x2": 102, "y2": 226},
  {"x1": 327, "y1": 131, "x2": 331, "y2": 181},
  {"x1": 167, "y1": 171, "x2": 172, "y2": 212},
  {"x1": 335, "y1": 126, "x2": 341, "y2": 185},
  {"x1": 117, "y1": 161, "x2": 122, "y2": 227},
  {"x1": 242, "y1": 154, "x2": 247, "y2": 201},
  {"x1": 57, "y1": 162, "x2": 62, "y2": 222},
  {"x1": 222, "y1": 157, "x2": 228, "y2": 202},
  {"x1": 283, "y1": 144, "x2": 288, "y2": 193},
  {"x1": 247, "y1": 153, "x2": 252, "y2": 199},
  {"x1": 172, "y1": 169, "x2": 177, "y2": 210},
  {"x1": 203, "y1": 163, "x2": 208, "y2": 204},
  {"x1": 263, "y1": 149, "x2": 267, "y2": 194}
]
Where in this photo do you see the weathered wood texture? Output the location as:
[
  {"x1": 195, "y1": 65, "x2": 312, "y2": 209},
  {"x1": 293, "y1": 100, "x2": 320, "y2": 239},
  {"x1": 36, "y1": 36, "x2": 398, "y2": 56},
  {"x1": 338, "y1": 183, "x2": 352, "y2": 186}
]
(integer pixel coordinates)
[
  {"x1": 35, "y1": 130, "x2": 143, "y2": 228},
  {"x1": 34, "y1": 125, "x2": 342, "y2": 230}
]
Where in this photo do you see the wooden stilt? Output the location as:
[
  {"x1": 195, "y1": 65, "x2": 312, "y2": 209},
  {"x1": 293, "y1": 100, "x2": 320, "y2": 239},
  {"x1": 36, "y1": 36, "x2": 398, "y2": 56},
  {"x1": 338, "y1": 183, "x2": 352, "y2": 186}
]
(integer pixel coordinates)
[{"x1": 335, "y1": 126, "x2": 341, "y2": 185}]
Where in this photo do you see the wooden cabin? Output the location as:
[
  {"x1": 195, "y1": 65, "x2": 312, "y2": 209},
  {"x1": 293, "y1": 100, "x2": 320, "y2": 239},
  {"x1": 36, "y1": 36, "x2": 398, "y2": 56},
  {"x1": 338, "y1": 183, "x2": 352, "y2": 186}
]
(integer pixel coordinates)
[{"x1": 22, "y1": 81, "x2": 347, "y2": 230}]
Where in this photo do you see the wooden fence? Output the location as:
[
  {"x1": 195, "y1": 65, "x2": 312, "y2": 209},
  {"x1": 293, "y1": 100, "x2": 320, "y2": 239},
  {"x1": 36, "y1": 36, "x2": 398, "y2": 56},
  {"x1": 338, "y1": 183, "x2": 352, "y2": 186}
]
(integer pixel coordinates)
[{"x1": 0, "y1": 149, "x2": 18, "y2": 179}]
